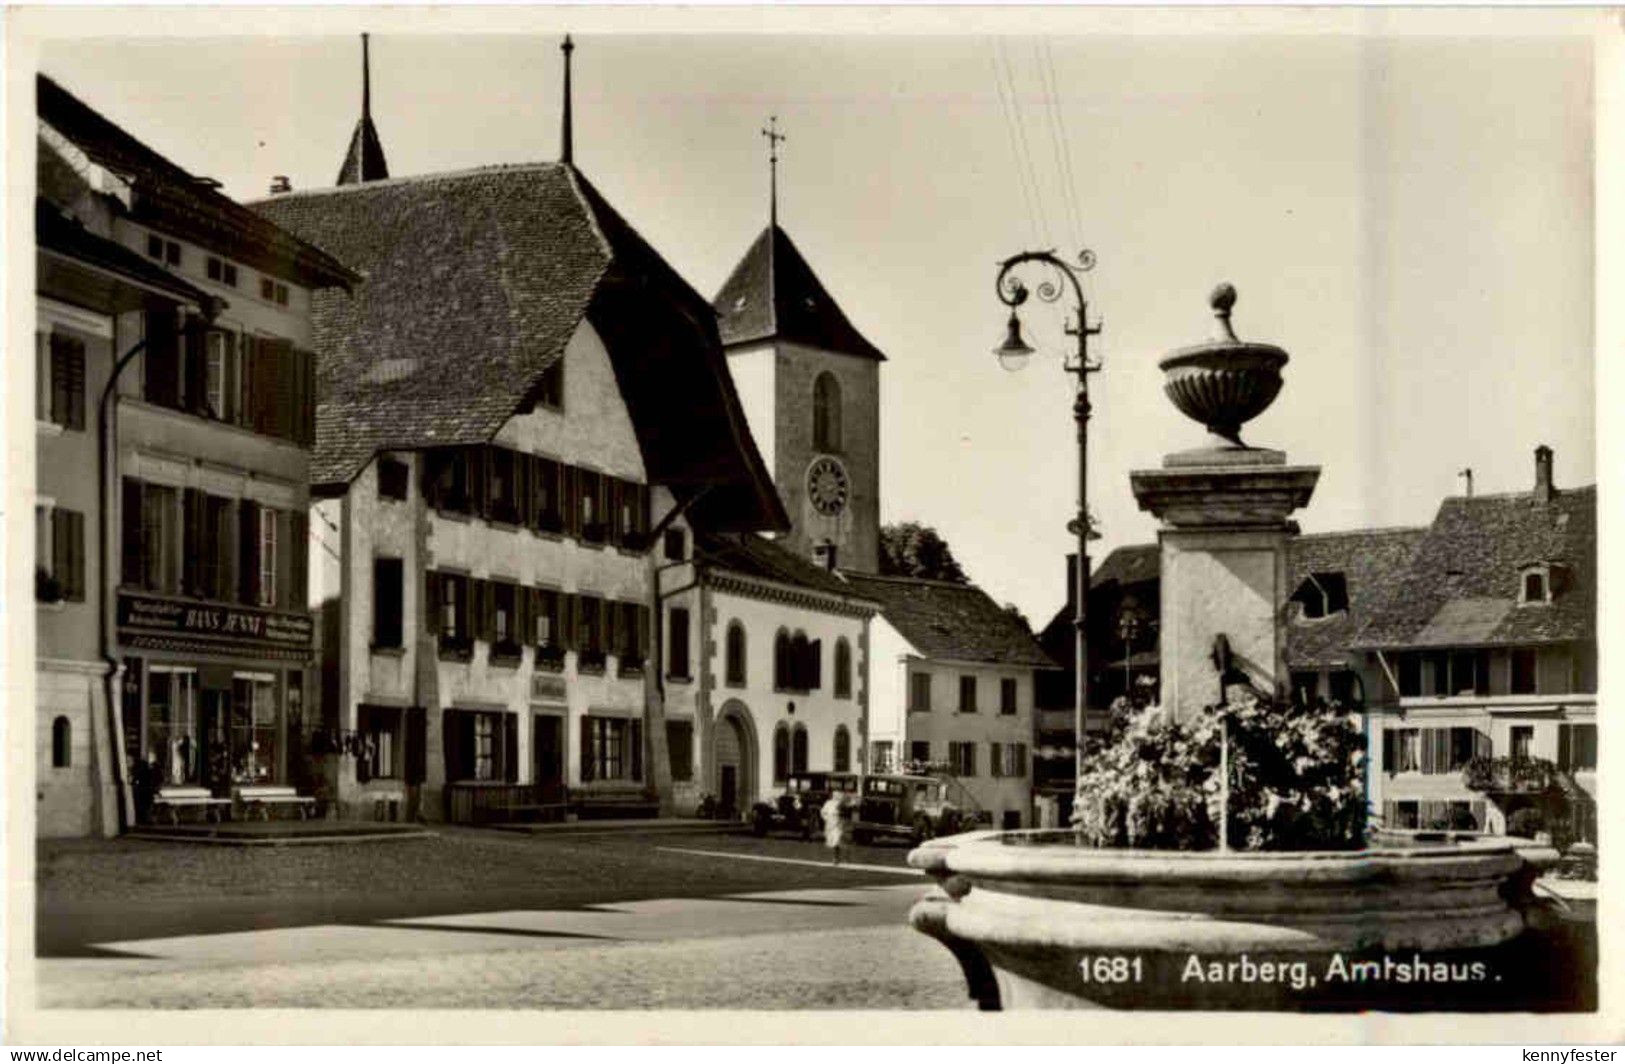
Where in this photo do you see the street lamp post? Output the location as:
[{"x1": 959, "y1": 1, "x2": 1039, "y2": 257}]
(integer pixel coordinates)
[{"x1": 992, "y1": 249, "x2": 1101, "y2": 793}]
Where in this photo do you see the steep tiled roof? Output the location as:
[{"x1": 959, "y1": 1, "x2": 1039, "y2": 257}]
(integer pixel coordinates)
[
  {"x1": 696, "y1": 531, "x2": 874, "y2": 604},
  {"x1": 1091, "y1": 544, "x2": 1160, "y2": 589},
  {"x1": 838, "y1": 572, "x2": 1059, "y2": 668},
  {"x1": 252, "y1": 163, "x2": 788, "y2": 532},
  {"x1": 1354, "y1": 487, "x2": 1596, "y2": 649},
  {"x1": 36, "y1": 199, "x2": 210, "y2": 307},
  {"x1": 1286, "y1": 527, "x2": 1428, "y2": 668},
  {"x1": 712, "y1": 226, "x2": 886, "y2": 361},
  {"x1": 37, "y1": 74, "x2": 357, "y2": 291}
]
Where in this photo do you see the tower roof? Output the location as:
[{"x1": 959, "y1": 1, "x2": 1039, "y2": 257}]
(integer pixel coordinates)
[
  {"x1": 712, "y1": 225, "x2": 886, "y2": 361},
  {"x1": 335, "y1": 115, "x2": 389, "y2": 186}
]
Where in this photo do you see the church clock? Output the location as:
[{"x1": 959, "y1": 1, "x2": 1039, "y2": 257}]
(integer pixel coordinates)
[{"x1": 806, "y1": 456, "x2": 850, "y2": 516}]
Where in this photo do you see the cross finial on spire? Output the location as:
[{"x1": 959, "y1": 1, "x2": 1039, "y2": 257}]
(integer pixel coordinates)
[
  {"x1": 762, "y1": 115, "x2": 786, "y2": 228},
  {"x1": 560, "y1": 35, "x2": 575, "y2": 165}
]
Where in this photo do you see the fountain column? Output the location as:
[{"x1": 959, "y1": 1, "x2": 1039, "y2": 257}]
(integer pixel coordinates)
[{"x1": 1130, "y1": 285, "x2": 1319, "y2": 722}]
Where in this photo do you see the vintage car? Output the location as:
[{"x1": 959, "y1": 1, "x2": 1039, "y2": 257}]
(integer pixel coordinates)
[
  {"x1": 750, "y1": 771, "x2": 858, "y2": 838},
  {"x1": 852, "y1": 773, "x2": 963, "y2": 845}
]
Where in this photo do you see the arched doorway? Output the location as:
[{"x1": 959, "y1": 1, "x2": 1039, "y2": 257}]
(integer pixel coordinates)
[{"x1": 714, "y1": 699, "x2": 758, "y2": 820}]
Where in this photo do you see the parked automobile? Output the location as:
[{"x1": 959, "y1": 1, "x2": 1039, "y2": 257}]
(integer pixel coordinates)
[
  {"x1": 853, "y1": 773, "x2": 963, "y2": 845},
  {"x1": 751, "y1": 771, "x2": 858, "y2": 837}
]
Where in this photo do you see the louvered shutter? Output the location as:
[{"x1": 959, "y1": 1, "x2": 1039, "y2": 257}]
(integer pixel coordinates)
[
  {"x1": 580, "y1": 715, "x2": 595, "y2": 782},
  {"x1": 443, "y1": 710, "x2": 465, "y2": 782},
  {"x1": 516, "y1": 453, "x2": 533, "y2": 527},
  {"x1": 565, "y1": 467, "x2": 580, "y2": 538},
  {"x1": 424, "y1": 571, "x2": 441, "y2": 635},
  {"x1": 182, "y1": 317, "x2": 208, "y2": 413},
  {"x1": 51, "y1": 509, "x2": 71, "y2": 597},
  {"x1": 290, "y1": 511, "x2": 308, "y2": 608},
  {"x1": 64, "y1": 509, "x2": 85, "y2": 601},
  {"x1": 237, "y1": 335, "x2": 255, "y2": 428},
  {"x1": 262, "y1": 337, "x2": 294, "y2": 439},
  {"x1": 238, "y1": 499, "x2": 261, "y2": 605},
  {"x1": 121, "y1": 478, "x2": 142, "y2": 585},
  {"x1": 405, "y1": 707, "x2": 427, "y2": 784},
  {"x1": 182, "y1": 489, "x2": 203, "y2": 595},
  {"x1": 503, "y1": 714, "x2": 519, "y2": 782},
  {"x1": 52, "y1": 334, "x2": 86, "y2": 429},
  {"x1": 631, "y1": 719, "x2": 643, "y2": 782}
]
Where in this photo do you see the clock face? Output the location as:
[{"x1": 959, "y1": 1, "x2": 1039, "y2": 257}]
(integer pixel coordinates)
[{"x1": 806, "y1": 456, "x2": 850, "y2": 516}]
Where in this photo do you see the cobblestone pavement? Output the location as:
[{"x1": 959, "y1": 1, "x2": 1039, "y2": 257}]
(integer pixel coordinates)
[{"x1": 35, "y1": 830, "x2": 966, "y2": 1009}]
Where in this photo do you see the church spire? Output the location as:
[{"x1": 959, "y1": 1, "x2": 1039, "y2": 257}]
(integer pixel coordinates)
[
  {"x1": 761, "y1": 115, "x2": 785, "y2": 229},
  {"x1": 335, "y1": 33, "x2": 389, "y2": 185},
  {"x1": 560, "y1": 35, "x2": 575, "y2": 165}
]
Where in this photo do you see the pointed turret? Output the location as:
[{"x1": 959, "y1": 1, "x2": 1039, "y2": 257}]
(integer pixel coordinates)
[
  {"x1": 336, "y1": 33, "x2": 389, "y2": 186},
  {"x1": 713, "y1": 226, "x2": 886, "y2": 362}
]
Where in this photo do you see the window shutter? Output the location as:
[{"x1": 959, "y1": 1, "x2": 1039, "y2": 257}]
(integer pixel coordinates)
[
  {"x1": 631, "y1": 718, "x2": 643, "y2": 782},
  {"x1": 63, "y1": 509, "x2": 85, "y2": 601},
  {"x1": 237, "y1": 336, "x2": 254, "y2": 428},
  {"x1": 503, "y1": 714, "x2": 519, "y2": 782},
  {"x1": 515, "y1": 584, "x2": 532, "y2": 649},
  {"x1": 289, "y1": 510, "x2": 308, "y2": 609},
  {"x1": 561, "y1": 594, "x2": 578, "y2": 651},
  {"x1": 183, "y1": 317, "x2": 208, "y2": 413},
  {"x1": 1557, "y1": 725, "x2": 1571, "y2": 770},
  {"x1": 602, "y1": 599, "x2": 617, "y2": 658},
  {"x1": 181, "y1": 488, "x2": 203, "y2": 595},
  {"x1": 238, "y1": 499, "x2": 261, "y2": 605},
  {"x1": 580, "y1": 715, "x2": 595, "y2": 782},
  {"x1": 405, "y1": 706, "x2": 427, "y2": 784},
  {"x1": 52, "y1": 335, "x2": 86, "y2": 430},
  {"x1": 121, "y1": 478, "x2": 142, "y2": 585},
  {"x1": 442, "y1": 710, "x2": 465, "y2": 783},
  {"x1": 297, "y1": 349, "x2": 317, "y2": 446},
  {"x1": 990, "y1": 742, "x2": 1002, "y2": 778},
  {"x1": 516, "y1": 453, "x2": 533, "y2": 527},
  {"x1": 143, "y1": 311, "x2": 179, "y2": 407},
  {"x1": 1382, "y1": 730, "x2": 1396, "y2": 772},
  {"x1": 565, "y1": 466, "x2": 580, "y2": 537},
  {"x1": 424, "y1": 571, "x2": 442, "y2": 635},
  {"x1": 264, "y1": 338, "x2": 296, "y2": 439}
]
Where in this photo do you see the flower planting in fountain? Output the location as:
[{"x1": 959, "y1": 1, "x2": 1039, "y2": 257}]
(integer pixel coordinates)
[{"x1": 1072, "y1": 694, "x2": 1366, "y2": 852}]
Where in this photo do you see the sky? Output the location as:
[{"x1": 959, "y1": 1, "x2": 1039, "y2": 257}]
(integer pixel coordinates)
[{"x1": 30, "y1": 12, "x2": 1597, "y2": 628}]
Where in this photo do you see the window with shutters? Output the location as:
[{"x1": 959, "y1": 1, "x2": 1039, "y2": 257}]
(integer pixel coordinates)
[
  {"x1": 490, "y1": 582, "x2": 521, "y2": 662},
  {"x1": 668, "y1": 607, "x2": 691, "y2": 680},
  {"x1": 487, "y1": 448, "x2": 519, "y2": 524},
  {"x1": 586, "y1": 716, "x2": 640, "y2": 782},
  {"x1": 532, "y1": 458, "x2": 564, "y2": 533},
  {"x1": 949, "y1": 741, "x2": 977, "y2": 777},
  {"x1": 834, "y1": 638, "x2": 852, "y2": 699},
  {"x1": 578, "y1": 470, "x2": 606, "y2": 544},
  {"x1": 1382, "y1": 728, "x2": 1420, "y2": 773},
  {"x1": 435, "y1": 573, "x2": 472, "y2": 658},
  {"x1": 372, "y1": 558, "x2": 404, "y2": 649},
  {"x1": 725, "y1": 622, "x2": 747, "y2": 687},
  {"x1": 773, "y1": 629, "x2": 791, "y2": 689},
  {"x1": 615, "y1": 602, "x2": 647, "y2": 674},
  {"x1": 791, "y1": 724, "x2": 808, "y2": 774},
  {"x1": 1510, "y1": 725, "x2": 1534, "y2": 762},
  {"x1": 1558, "y1": 723, "x2": 1597, "y2": 772},
  {"x1": 142, "y1": 310, "x2": 182, "y2": 410},
  {"x1": 772, "y1": 724, "x2": 790, "y2": 782},
  {"x1": 1000, "y1": 677, "x2": 1018, "y2": 715},
  {"x1": 205, "y1": 256, "x2": 239, "y2": 288},
  {"x1": 35, "y1": 504, "x2": 86, "y2": 603},
  {"x1": 533, "y1": 589, "x2": 565, "y2": 670},
  {"x1": 909, "y1": 672, "x2": 932, "y2": 712},
  {"x1": 667, "y1": 720, "x2": 694, "y2": 781},
  {"x1": 958, "y1": 675, "x2": 978, "y2": 713},
  {"x1": 123, "y1": 481, "x2": 179, "y2": 594},
  {"x1": 575, "y1": 596, "x2": 606, "y2": 672},
  {"x1": 42, "y1": 331, "x2": 86, "y2": 431},
  {"x1": 472, "y1": 713, "x2": 496, "y2": 781},
  {"x1": 203, "y1": 330, "x2": 236, "y2": 422}
]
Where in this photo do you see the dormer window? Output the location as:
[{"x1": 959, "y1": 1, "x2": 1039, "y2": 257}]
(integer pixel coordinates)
[
  {"x1": 1518, "y1": 562, "x2": 1567, "y2": 605},
  {"x1": 1290, "y1": 571, "x2": 1348, "y2": 619}
]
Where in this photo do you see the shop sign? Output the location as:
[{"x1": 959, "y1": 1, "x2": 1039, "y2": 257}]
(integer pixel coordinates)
[
  {"x1": 118, "y1": 592, "x2": 313, "y2": 649},
  {"x1": 531, "y1": 674, "x2": 568, "y2": 701}
]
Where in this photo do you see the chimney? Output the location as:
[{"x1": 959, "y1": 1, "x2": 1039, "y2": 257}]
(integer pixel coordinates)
[
  {"x1": 268, "y1": 175, "x2": 292, "y2": 195},
  {"x1": 1534, "y1": 445, "x2": 1555, "y2": 504}
]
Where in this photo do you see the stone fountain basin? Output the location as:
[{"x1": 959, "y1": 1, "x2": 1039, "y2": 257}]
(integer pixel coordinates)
[{"x1": 908, "y1": 829, "x2": 1563, "y2": 1010}]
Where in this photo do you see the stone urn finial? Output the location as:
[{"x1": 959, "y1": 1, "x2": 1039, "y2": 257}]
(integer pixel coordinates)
[{"x1": 1159, "y1": 283, "x2": 1289, "y2": 448}]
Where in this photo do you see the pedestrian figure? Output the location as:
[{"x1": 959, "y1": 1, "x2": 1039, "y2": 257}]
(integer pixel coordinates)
[{"x1": 822, "y1": 792, "x2": 850, "y2": 865}]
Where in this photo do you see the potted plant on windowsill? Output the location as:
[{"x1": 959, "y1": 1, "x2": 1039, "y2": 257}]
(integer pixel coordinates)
[{"x1": 908, "y1": 693, "x2": 1568, "y2": 1010}]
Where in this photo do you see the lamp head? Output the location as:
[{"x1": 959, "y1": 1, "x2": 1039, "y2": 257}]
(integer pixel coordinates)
[{"x1": 994, "y1": 310, "x2": 1035, "y2": 372}]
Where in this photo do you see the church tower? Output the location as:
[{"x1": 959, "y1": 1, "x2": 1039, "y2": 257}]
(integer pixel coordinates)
[
  {"x1": 712, "y1": 120, "x2": 885, "y2": 573},
  {"x1": 336, "y1": 34, "x2": 389, "y2": 185}
]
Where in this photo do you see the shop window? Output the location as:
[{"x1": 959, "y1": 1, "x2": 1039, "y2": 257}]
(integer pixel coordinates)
[
  {"x1": 791, "y1": 724, "x2": 808, "y2": 775},
  {"x1": 668, "y1": 607, "x2": 691, "y2": 680},
  {"x1": 356, "y1": 705, "x2": 402, "y2": 782},
  {"x1": 257, "y1": 508, "x2": 279, "y2": 607},
  {"x1": 51, "y1": 716, "x2": 71, "y2": 768},
  {"x1": 958, "y1": 675, "x2": 978, "y2": 713},
  {"x1": 909, "y1": 672, "x2": 932, "y2": 712},
  {"x1": 667, "y1": 720, "x2": 694, "y2": 782},
  {"x1": 230, "y1": 674, "x2": 280, "y2": 784},
  {"x1": 372, "y1": 558, "x2": 404, "y2": 649},
  {"x1": 833, "y1": 725, "x2": 851, "y2": 772},
  {"x1": 582, "y1": 715, "x2": 641, "y2": 783},
  {"x1": 377, "y1": 457, "x2": 409, "y2": 501},
  {"x1": 725, "y1": 622, "x2": 747, "y2": 687}
]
